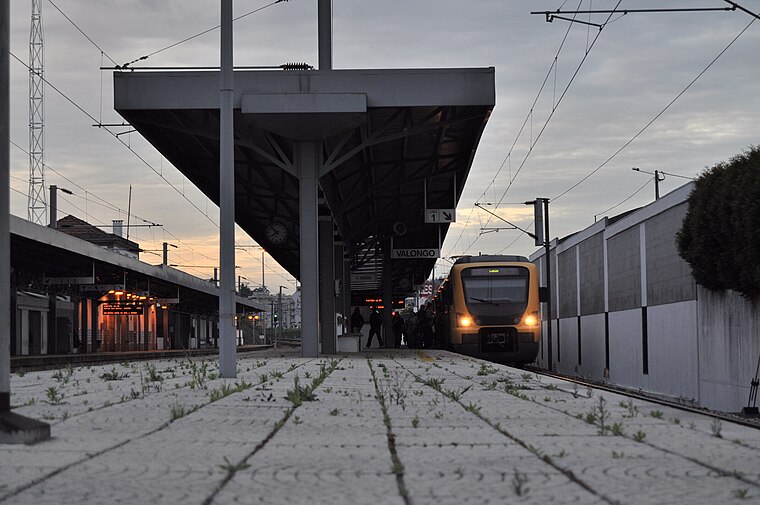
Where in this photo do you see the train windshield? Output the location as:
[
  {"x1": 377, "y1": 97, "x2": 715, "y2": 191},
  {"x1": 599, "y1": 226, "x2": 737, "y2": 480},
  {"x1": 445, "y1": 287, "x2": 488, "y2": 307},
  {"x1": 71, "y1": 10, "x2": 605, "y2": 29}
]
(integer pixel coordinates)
[{"x1": 461, "y1": 267, "x2": 529, "y2": 306}]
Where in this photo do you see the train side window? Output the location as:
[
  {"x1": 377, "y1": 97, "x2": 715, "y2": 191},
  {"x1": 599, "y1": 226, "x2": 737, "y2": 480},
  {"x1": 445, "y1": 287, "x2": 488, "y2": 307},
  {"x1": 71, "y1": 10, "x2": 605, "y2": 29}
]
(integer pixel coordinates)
[{"x1": 539, "y1": 287, "x2": 549, "y2": 303}]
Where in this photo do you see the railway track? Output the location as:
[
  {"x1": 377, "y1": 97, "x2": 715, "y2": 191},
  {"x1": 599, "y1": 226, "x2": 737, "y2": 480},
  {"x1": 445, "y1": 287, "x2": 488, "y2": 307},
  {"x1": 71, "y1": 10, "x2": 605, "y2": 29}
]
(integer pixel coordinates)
[{"x1": 524, "y1": 365, "x2": 760, "y2": 430}]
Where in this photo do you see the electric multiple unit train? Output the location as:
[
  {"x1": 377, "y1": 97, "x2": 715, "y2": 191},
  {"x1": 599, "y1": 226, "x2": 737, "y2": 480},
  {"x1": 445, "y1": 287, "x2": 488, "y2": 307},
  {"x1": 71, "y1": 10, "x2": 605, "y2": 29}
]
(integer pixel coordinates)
[{"x1": 431, "y1": 255, "x2": 544, "y2": 364}]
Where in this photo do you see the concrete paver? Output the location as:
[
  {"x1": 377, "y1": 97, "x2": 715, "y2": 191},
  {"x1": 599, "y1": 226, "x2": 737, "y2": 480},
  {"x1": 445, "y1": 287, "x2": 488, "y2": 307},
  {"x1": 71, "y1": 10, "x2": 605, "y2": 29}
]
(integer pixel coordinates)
[{"x1": 2, "y1": 349, "x2": 760, "y2": 504}]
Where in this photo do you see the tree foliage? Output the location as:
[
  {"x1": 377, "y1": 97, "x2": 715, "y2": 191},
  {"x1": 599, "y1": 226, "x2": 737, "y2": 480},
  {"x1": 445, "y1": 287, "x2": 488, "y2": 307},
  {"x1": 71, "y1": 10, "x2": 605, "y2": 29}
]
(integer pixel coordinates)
[{"x1": 676, "y1": 146, "x2": 760, "y2": 298}]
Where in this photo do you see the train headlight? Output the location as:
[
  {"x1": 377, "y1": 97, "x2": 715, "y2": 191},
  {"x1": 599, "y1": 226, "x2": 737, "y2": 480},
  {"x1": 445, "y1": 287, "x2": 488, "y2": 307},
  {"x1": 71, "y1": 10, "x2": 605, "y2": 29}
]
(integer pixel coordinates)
[
  {"x1": 457, "y1": 313, "x2": 473, "y2": 327},
  {"x1": 524, "y1": 312, "x2": 539, "y2": 327}
]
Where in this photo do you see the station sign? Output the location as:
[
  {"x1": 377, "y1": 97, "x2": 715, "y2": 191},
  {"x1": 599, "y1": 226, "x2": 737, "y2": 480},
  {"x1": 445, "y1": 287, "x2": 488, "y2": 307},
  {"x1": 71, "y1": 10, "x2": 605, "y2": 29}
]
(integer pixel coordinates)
[
  {"x1": 102, "y1": 300, "x2": 144, "y2": 316},
  {"x1": 155, "y1": 298, "x2": 179, "y2": 304},
  {"x1": 80, "y1": 284, "x2": 126, "y2": 292},
  {"x1": 351, "y1": 294, "x2": 406, "y2": 308},
  {"x1": 43, "y1": 275, "x2": 95, "y2": 285},
  {"x1": 425, "y1": 208, "x2": 456, "y2": 224},
  {"x1": 391, "y1": 248, "x2": 440, "y2": 259},
  {"x1": 350, "y1": 272, "x2": 377, "y2": 284}
]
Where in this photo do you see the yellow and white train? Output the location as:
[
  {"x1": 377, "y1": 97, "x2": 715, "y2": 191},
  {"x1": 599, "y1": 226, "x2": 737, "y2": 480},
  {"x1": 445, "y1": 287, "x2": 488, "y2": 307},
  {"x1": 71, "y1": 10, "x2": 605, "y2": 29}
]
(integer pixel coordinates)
[{"x1": 432, "y1": 255, "x2": 543, "y2": 365}]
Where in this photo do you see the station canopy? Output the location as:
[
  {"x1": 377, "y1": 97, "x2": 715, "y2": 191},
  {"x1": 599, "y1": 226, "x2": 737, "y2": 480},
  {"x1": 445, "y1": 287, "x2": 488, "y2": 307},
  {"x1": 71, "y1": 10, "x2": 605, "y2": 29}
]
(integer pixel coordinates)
[{"x1": 114, "y1": 68, "x2": 495, "y2": 295}]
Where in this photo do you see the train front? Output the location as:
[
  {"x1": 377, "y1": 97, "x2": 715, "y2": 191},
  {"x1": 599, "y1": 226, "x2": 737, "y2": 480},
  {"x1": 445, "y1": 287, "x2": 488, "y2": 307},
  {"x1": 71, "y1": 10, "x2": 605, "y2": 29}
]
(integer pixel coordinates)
[{"x1": 449, "y1": 259, "x2": 540, "y2": 364}]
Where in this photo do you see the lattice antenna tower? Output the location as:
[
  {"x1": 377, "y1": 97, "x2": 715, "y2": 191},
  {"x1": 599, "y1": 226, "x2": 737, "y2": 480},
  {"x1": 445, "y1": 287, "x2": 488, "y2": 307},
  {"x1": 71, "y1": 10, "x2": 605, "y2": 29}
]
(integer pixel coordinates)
[{"x1": 28, "y1": 0, "x2": 47, "y2": 224}]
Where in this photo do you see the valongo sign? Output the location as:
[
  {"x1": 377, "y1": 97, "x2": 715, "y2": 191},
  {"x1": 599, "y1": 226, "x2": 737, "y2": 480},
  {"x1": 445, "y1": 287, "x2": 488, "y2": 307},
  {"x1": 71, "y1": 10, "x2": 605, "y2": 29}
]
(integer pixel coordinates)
[{"x1": 391, "y1": 248, "x2": 440, "y2": 259}]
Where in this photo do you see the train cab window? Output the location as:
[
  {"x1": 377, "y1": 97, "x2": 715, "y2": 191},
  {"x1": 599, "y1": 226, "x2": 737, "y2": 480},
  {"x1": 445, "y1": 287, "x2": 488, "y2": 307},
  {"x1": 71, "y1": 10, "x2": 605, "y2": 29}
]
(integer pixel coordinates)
[{"x1": 461, "y1": 267, "x2": 529, "y2": 306}]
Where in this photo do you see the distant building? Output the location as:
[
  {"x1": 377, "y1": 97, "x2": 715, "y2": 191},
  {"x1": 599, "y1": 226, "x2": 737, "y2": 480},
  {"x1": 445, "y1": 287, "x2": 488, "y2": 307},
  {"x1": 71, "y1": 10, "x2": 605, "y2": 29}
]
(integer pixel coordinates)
[{"x1": 56, "y1": 215, "x2": 140, "y2": 259}]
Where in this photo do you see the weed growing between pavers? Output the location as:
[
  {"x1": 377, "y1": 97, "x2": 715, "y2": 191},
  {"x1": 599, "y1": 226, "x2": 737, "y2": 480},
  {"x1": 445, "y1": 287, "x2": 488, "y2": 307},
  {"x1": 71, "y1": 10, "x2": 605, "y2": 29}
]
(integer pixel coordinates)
[
  {"x1": 201, "y1": 359, "x2": 342, "y2": 505},
  {"x1": 144, "y1": 363, "x2": 164, "y2": 383},
  {"x1": 477, "y1": 364, "x2": 497, "y2": 376},
  {"x1": 209, "y1": 381, "x2": 253, "y2": 402},
  {"x1": 219, "y1": 456, "x2": 251, "y2": 474},
  {"x1": 711, "y1": 419, "x2": 723, "y2": 438},
  {"x1": 619, "y1": 399, "x2": 639, "y2": 418},
  {"x1": 100, "y1": 367, "x2": 129, "y2": 381},
  {"x1": 367, "y1": 359, "x2": 411, "y2": 503},
  {"x1": 45, "y1": 386, "x2": 65, "y2": 405},
  {"x1": 398, "y1": 359, "x2": 612, "y2": 503},
  {"x1": 169, "y1": 398, "x2": 198, "y2": 421},
  {"x1": 52, "y1": 364, "x2": 75, "y2": 384},
  {"x1": 511, "y1": 468, "x2": 530, "y2": 497}
]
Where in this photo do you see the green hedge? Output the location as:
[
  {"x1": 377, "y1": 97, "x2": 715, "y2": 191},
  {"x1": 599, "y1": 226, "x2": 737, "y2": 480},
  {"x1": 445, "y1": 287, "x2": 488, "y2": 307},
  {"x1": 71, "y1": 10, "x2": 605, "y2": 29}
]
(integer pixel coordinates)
[{"x1": 676, "y1": 146, "x2": 760, "y2": 298}]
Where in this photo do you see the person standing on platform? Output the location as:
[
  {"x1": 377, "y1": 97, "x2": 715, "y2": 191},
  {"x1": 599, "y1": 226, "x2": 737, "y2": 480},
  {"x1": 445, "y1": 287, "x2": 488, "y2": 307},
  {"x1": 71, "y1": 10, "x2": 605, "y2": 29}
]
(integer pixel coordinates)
[
  {"x1": 405, "y1": 310, "x2": 420, "y2": 348},
  {"x1": 350, "y1": 307, "x2": 364, "y2": 333},
  {"x1": 419, "y1": 302, "x2": 434, "y2": 348},
  {"x1": 366, "y1": 307, "x2": 384, "y2": 348},
  {"x1": 392, "y1": 311, "x2": 405, "y2": 348}
]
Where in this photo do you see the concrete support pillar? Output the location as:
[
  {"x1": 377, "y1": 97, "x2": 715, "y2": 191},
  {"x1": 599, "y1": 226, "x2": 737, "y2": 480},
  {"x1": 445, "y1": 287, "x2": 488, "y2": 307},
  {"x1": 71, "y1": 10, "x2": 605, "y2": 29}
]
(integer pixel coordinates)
[
  {"x1": 334, "y1": 242, "x2": 345, "y2": 335},
  {"x1": 81, "y1": 299, "x2": 89, "y2": 354},
  {"x1": 90, "y1": 300, "x2": 98, "y2": 353},
  {"x1": 219, "y1": 0, "x2": 237, "y2": 378},
  {"x1": 297, "y1": 141, "x2": 321, "y2": 358},
  {"x1": 382, "y1": 239, "x2": 393, "y2": 348},
  {"x1": 0, "y1": 0, "x2": 10, "y2": 413},
  {"x1": 1, "y1": 1, "x2": 50, "y2": 440},
  {"x1": 143, "y1": 305, "x2": 150, "y2": 351},
  {"x1": 47, "y1": 293, "x2": 57, "y2": 355},
  {"x1": 343, "y1": 250, "x2": 352, "y2": 322},
  {"x1": 10, "y1": 275, "x2": 16, "y2": 356},
  {"x1": 319, "y1": 217, "x2": 336, "y2": 353}
]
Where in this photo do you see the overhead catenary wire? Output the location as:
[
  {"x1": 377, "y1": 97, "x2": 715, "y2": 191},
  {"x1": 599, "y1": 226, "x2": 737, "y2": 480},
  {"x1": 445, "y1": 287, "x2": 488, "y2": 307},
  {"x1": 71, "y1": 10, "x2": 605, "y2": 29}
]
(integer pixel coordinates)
[
  {"x1": 47, "y1": 0, "x2": 119, "y2": 66},
  {"x1": 454, "y1": 0, "x2": 622, "y2": 257},
  {"x1": 593, "y1": 177, "x2": 652, "y2": 222},
  {"x1": 552, "y1": 15, "x2": 756, "y2": 202},
  {"x1": 118, "y1": 0, "x2": 290, "y2": 69},
  {"x1": 482, "y1": 0, "x2": 622, "y2": 218},
  {"x1": 447, "y1": 0, "x2": 583, "y2": 255},
  {"x1": 7, "y1": 59, "x2": 294, "y2": 288}
]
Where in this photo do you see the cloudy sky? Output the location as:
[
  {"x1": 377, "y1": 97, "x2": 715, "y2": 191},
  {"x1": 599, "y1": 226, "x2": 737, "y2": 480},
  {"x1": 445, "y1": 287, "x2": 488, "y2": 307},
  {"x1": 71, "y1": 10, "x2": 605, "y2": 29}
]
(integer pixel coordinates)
[{"x1": 7, "y1": 0, "x2": 760, "y2": 294}]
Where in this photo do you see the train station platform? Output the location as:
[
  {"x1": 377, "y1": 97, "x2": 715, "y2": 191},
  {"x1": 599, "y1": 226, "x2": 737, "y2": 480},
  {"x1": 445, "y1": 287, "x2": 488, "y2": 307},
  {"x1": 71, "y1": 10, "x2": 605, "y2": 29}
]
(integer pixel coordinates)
[{"x1": 2, "y1": 350, "x2": 759, "y2": 504}]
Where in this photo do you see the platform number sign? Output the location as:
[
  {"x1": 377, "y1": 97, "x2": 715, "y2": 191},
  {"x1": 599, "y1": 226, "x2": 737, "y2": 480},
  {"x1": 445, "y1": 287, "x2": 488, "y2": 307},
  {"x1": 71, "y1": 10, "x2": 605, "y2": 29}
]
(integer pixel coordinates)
[{"x1": 425, "y1": 208, "x2": 456, "y2": 224}]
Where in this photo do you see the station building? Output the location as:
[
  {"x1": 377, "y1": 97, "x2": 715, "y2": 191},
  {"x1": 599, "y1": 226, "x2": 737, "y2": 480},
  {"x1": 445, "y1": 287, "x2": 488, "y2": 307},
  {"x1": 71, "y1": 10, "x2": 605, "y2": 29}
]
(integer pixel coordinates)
[{"x1": 10, "y1": 214, "x2": 263, "y2": 357}]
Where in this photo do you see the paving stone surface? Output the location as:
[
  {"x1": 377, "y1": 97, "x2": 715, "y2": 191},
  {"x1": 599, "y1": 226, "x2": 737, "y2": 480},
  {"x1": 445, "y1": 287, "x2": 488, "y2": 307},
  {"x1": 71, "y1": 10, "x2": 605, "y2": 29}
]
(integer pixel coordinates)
[{"x1": 2, "y1": 349, "x2": 760, "y2": 504}]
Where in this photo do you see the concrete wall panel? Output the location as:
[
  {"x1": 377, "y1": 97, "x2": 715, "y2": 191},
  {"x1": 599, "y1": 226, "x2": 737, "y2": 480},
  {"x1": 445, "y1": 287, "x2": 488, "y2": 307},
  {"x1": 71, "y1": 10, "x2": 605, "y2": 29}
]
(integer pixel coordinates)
[
  {"x1": 557, "y1": 317, "x2": 579, "y2": 375},
  {"x1": 607, "y1": 227, "x2": 641, "y2": 312},
  {"x1": 579, "y1": 313, "x2": 606, "y2": 380},
  {"x1": 646, "y1": 203, "x2": 696, "y2": 306},
  {"x1": 647, "y1": 301, "x2": 699, "y2": 402},
  {"x1": 558, "y1": 248, "x2": 577, "y2": 318},
  {"x1": 698, "y1": 287, "x2": 760, "y2": 412},
  {"x1": 608, "y1": 309, "x2": 646, "y2": 390},
  {"x1": 579, "y1": 233, "x2": 605, "y2": 315}
]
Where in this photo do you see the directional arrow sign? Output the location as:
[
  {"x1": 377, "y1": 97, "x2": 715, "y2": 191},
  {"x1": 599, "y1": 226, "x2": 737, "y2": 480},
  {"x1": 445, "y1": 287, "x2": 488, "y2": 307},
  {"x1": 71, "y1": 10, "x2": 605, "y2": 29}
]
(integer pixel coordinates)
[{"x1": 425, "y1": 209, "x2": 456, "y2": 224}]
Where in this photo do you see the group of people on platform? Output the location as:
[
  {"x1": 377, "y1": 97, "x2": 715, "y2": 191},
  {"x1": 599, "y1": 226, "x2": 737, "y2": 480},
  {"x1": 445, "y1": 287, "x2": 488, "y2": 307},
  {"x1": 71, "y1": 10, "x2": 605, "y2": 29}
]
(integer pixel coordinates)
[{"x1": 350, "y1": 303, "x2": 436, "y2": 349}]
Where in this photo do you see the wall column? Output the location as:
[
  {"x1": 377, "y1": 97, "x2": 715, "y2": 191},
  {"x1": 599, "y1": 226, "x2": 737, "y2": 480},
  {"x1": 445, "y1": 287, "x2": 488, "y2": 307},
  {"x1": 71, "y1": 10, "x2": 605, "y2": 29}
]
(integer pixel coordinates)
[
  {"x1": 382, "y1": 239, "x2": 393, "y2": 348},
  {"x1": 47, "y1": 293, "x2": 57, "y2": 355},
  {"x1": 343, "y1": 249, "x2": 352, "y2": 322},
  {"x1": 90, "y1": 299, "x2": 98, "y2": 353},
  {"x1": 319, "y1": 217, "x2": 336, "y2": 353},
  {"x1": 297, "y1": 141, "x2": 320, "y2": 358},
  {"x1": 334, "y1": 242, "x2": 345, "y2": 334}
]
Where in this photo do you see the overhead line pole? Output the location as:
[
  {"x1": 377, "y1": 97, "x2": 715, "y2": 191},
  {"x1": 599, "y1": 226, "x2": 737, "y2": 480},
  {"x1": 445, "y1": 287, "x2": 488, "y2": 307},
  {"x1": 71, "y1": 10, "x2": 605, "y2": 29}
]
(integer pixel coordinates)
[
  {"x1": 1, "y1": 1, "x2": 50, "y2": 444},
  {"x1": 219, "y1": 0, "x2": 236, "y2": 378}
]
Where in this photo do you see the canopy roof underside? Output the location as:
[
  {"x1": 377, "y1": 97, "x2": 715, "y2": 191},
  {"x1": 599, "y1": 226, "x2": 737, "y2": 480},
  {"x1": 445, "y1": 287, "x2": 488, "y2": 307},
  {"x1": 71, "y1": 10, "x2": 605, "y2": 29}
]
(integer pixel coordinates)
[{"x1": 115, "y1": 68, "x2": 495, "y2": 295}]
